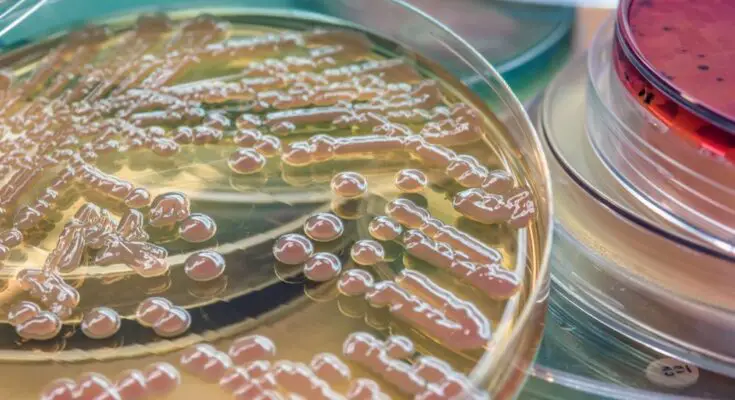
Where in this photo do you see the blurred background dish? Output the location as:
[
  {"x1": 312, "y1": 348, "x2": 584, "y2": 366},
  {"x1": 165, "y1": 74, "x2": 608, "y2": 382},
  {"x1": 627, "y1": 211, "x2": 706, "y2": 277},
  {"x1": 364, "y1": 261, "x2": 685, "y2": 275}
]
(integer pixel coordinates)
[{"x1": 320, "y1": 0, "x2": 575, "y2": 104}]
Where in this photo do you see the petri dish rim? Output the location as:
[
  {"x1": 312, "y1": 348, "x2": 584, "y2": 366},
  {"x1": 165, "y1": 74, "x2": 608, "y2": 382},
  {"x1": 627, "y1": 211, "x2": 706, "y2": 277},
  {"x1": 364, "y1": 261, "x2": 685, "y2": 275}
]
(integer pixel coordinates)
[{"x1": 494, "y1": 8, "x2": 574, "y2": 77}]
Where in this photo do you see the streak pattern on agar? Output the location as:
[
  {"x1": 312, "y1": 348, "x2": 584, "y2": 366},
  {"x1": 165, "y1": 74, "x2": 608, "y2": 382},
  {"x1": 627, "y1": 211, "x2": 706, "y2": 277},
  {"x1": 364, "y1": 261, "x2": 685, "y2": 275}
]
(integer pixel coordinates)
[{"x1": 0, "y1": 12, "x2": 536, "y2": 399}]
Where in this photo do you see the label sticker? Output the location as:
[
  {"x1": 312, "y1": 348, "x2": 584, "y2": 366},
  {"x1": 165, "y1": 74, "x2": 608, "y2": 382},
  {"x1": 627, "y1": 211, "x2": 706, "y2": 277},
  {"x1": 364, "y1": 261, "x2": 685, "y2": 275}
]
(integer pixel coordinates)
[{"x1": 645, "y1": 358, "x2": 699, "y2": 389}]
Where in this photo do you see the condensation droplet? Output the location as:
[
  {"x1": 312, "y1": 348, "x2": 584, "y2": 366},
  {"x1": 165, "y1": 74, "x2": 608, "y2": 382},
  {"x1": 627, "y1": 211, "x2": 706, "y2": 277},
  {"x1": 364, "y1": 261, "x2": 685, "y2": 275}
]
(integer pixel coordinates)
[
  {"x1": 219, "y1": 367, "x2": 248, "y2": 393},
  {"x1": 243, "y1": 360, "x2": 271, "y2": 379},
  {"x1": 0, "y1": 227, "x2": 23, "y2": 247},
  {"x1": 236, "y1": 114, "x2": 261, "y2": 130},
  {"x1": 173, "y1": 126, "x2": 194, "y2": 144}
]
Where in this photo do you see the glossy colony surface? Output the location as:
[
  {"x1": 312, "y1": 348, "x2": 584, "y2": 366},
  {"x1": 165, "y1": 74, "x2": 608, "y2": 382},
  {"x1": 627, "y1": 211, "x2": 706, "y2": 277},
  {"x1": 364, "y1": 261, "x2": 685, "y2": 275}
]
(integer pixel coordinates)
[{"x1": 0, "y1": 11, "x2": 537, "y2": 399}]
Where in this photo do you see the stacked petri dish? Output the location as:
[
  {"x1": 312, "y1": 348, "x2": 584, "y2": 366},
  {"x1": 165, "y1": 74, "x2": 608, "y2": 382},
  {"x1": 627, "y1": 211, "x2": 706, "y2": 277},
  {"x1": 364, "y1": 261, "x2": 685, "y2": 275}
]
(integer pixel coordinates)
[
  {"x1": 536, "y1": 0, "x2": 735, "y2": 396},
  {"x1": 0, "y1": 0, "x2": 552, "y2": 399},
  {"x1": 602, "y1": 0, "x2": 735, "y2": 248},
  {"x1": 522, "y1": 286, "x2": 735, "y2": 400}
]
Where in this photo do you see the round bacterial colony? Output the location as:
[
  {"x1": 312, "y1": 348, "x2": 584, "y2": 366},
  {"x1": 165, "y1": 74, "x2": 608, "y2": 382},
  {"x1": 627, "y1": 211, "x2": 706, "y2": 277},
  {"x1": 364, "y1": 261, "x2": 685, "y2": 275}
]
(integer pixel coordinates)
[{"x1": 0, "y1": 11, "x2": 538, "y2": 399}]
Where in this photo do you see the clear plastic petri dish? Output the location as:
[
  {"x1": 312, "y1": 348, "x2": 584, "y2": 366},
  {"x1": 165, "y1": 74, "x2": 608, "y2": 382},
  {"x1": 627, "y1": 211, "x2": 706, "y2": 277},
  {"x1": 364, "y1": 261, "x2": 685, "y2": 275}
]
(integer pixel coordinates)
[
  {"x1": 0, "y1": 0, "x2": 551, "y2": 399},
  {"x1": 522, "y1": 286, "x2": 735, "y2": 400},
  {"x1": 588, "y1": 14, "x2": 735, "y2": 250},
  {"x1": 315, "y1": 0, "x2": 575, "y2": 104},
  {"x1": 539, "y1": 53, "x2": 735, "y2": 378}
]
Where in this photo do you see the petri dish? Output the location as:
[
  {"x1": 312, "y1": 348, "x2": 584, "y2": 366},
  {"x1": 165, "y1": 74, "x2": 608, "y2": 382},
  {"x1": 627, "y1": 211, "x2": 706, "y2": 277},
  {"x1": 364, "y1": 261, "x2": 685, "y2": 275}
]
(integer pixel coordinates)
[
  {"x1": 615, "y1": 0, "x2": 735, "y2": 157},
  {"x1": 590, "y1": 7, "x2": 735, "y2": 248},
  {"x1": 316, "y1": 0, "x2": 575, "y2": 103},
  {"x1": 0, "y1": 0, "x2": 552, "y2": 399},
  {"x1": 521, "y1": 286, "x2": 735, "y2": 400},
  {"x1": 539, "y1": 52, "x2": 735, "y2": 378}
]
